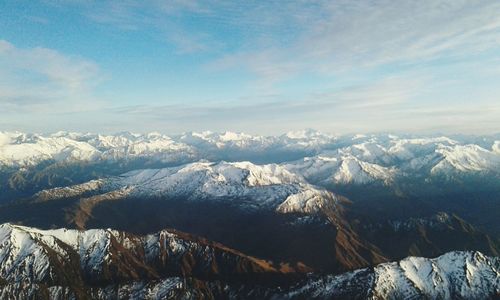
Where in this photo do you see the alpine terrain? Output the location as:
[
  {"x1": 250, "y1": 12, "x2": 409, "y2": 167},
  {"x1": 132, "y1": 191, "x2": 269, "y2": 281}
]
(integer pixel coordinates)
[{"x1": 0, "y1": 131, "x2": 499, "y2": 299}]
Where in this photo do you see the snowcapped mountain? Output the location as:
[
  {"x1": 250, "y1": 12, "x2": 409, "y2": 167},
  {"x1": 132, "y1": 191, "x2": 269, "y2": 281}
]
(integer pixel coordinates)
[
  {"x1": 283, "y1": 134, "x2": 499, "y2": 185},
  {"x1": 283, "y1": 251, "x2": 499, "y2": 300},
  {"x1": 1, "y1": 131, "x2": 499, "y2": 184},
  {"x1": 285, "y1": 154, "x2": 396, "y2": 185},
  {"x1": 0, "y1": 131, "x2": 101, "y2": 167},
  {"x1": 370, "y1": 136, "x2": 500, "y2": 176},
  {"x1": 10, "y1": 160, "x2": 390, "y2": 275},
  {"x1": 493, "y1": 141, "x2": 500, "y2": 154},
  {"x1": 0, "y1": 223, "x2": 279, "y2": 280},
  {"x1": 0, "y1": 131, "x2": 196, "y2": 167},
  {"x1": 34, "y1": 161, "x2": 336, "y2": 216},
  {"x1": 0, "y1": 223, "x2": 294, "y2": 299},
  {"x1": 0, "y1": 130, "x2": 330, "y2": 168},
  {"x1": 371, "y1": 251, "x2": 498, "y2": 299},
  {"x1": 0, "y1": 223, "x2": 497, "y2": 300},
  {"x1": 178, "y1": 131, "x2": 272, "y2": 150},
  {"x1": 430, "y1": 144, "x2": 500, "y2": 174},
  {"x1": 0, "y1": 158, "x2": 388, "y2": 278},
  {"x1": 1, "y1": 131, "x2": 499, "y2": 299}
]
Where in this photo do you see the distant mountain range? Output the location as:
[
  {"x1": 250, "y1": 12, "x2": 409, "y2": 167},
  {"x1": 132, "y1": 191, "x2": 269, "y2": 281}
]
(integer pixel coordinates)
[{"x1": 1, "y1": 131, "x2": 499, "y2": 178}]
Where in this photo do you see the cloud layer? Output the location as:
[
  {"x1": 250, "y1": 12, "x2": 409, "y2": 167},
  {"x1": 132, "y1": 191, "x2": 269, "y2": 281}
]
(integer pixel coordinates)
[{"x1": 0, "y1": 1, "x2": 499, "y2": 134}]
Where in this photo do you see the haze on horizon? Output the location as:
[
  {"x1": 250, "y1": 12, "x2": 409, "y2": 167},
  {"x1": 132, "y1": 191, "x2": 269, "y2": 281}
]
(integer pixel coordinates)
[{"x1": 0, "y1": 1, "x2": 499, "y2": 135}]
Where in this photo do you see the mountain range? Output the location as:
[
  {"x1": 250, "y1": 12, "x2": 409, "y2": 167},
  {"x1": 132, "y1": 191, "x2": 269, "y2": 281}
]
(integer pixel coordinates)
[
  {"x1": 0, "y1": 224, "x2": 497, "y2": 300},
  {"x1": 0, "y1": 130, "x2": 498, "y2": 299},
  {"x1": 1, "y1": 131, "x2": 498, "y2": 175}
]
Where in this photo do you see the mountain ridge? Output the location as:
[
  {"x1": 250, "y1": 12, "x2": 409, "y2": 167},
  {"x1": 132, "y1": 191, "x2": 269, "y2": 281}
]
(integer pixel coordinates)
[{"x1": 0, "y1": 224, "x2": 497, "y2": 300}]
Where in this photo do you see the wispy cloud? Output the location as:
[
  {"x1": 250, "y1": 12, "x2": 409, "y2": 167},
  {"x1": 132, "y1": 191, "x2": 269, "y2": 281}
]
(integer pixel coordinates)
[
  {"x1": 0, "y1": 40, "x2": 104, "y2": 113},
  {"x1": 69, "y1": 0, "x2": 219, "y2": 54},
  {"x1": 100, "y1": 74, "x2": 441, "y2": 133},
  {"x1": 314, "y1": 76, "x2": 425, "y2": 109},
  {"x1": 1, "y1": 1, "x2": 499, "y2": 134},
  {"x1": 56, "y1": 1, "x2": 500, "y2": 80},
  {"x1": 210, "y1": 1, "x2": 500, "y2": 81}
]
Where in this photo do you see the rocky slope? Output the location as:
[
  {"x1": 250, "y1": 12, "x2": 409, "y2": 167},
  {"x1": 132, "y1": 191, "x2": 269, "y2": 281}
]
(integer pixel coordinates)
[
  {"x1": 32, "y1": 160, "x2": 336, "y2": 219},
  {"x1": 0, "y1": 223, "x2": 306, "y2": 299},
  {"x1": 0, "y1": 161, "x2": 387, "y2": 273},
  {"x1": 0, "y1": 225, "x2": 497, "y2": 300},
  {"x1": 1, "y1": 158, "x2": 498, "y2": 274},
  {"x1": 355, "y1": 213, "x2": 499, "y2": 259}
]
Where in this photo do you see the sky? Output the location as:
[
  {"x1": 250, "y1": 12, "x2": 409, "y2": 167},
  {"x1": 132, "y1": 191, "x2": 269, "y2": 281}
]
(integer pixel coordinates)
[{"x1": 0, "y1": 0, "x2": 499, "y2": 135}]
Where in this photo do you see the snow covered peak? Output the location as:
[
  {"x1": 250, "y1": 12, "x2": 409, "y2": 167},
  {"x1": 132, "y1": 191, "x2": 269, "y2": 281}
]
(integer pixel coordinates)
[
  {"x1": 0, "y1": 135, "x2": 101, "y2": 166},
  {"x1": 117, "y1": 161, "x2": 301, "y2": 188},
  {"x1": 0, "y1": 223, "x2": 113, "y2": 283},
  {"x1": 118, "y1": 161, "x2": 337, "y2": 213},
  {"x1": 0, "y1": 131, "x2": 195, "y2": 167},
  {"x1": 228, "y1": 161, "x2": 300, "y2": 186},
  {"x1": 386, "y1": 137, "x2": 458, "y2": 161},
  {"x1": 282, "y1": 129, "x2": 337, "y2": 150},
  {"x1": 1, "y1": 131, "x2": 499, "y2": 183},
  {"x1": 284, "y1": 251, "x2": 499, "y2": 299},
  {"x1": 18, "y1": 225, "x2": 118, "y2": 277},
  {"x1": 431, "y1": 144, "x2": 500, "y2": 174},
  {"x1": 333, "y1": 155, "x2": 394, "y2": 184},
  {"x1": 0, "y1": 223, "x2": 54, "y2": 282},
  {"x1": 277, "y1": 188, "x2": 335, "y2": 214},
  {"x1": 285, "y1": 154, "x2": 396, "y2": 185},
  {"x1": 0, "y1": 227, "x2": 497, "y2": 300},
  {"x1": 347, "y1": 142, "x2": 389, "y2": 162},
  {"x1": 371, "y1": 251, "x2": 500, "y2": 299},
  {"x1": 179, "y1": 131, "x2": 267, "y2": 151},
  {"x1": 283, "y1": 135, "x2": 499, "y2": 185},
  {"x1": 493, "y1": 141, "x2": 500, "y2": 153},
  {"x1": 36, "y1": 161, "x2": 337, "y2": 214},
  {"x1": 0, "y1": 222, "x2": 282, "y2": 296},
  {"x1": 218, "y1": 131, "x2": 253, "y2": 142},
  {"x1": 285, "y1": 129, "x2": 329, "y2": 140}
]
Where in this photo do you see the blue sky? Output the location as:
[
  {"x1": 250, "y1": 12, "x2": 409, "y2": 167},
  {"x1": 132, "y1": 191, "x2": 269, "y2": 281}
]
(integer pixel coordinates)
[{"x1": 0, "y1": 0, "x2": 499, "y2": 135}]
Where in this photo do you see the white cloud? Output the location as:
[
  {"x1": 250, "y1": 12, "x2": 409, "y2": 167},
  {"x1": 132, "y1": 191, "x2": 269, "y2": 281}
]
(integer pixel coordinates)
[
  {"x1": 0, "y1": 40, "x2": 103, "y2": 113},
  {"x1": 100, "y1": 67, "x2": 499, "y2": 135},
  {"x1": 315, "y1": 76, "x2": 425, "y2": 109},
  {"x1": 63, "y1": 1, "x2": 500, "y2": 81},
  {"x1": 2, "y1": 1, "x2": 499, "y2": 134},
  {"x1": 210, "y1": 0, "x2": 500, "y2": 81}
]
